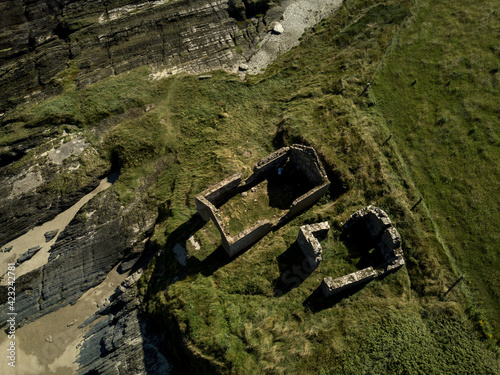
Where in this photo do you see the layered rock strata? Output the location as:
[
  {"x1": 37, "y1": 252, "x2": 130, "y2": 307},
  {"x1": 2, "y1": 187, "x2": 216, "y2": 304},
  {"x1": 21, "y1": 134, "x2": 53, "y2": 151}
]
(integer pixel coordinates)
[
  {"x1": 0, "y1": 187, "x2": 157, "y2": 329},
  {"x1": 0, "y1": 0, "x2": 270, "y2": 112},
  {"x1": 78, "y1": 273, "x2": 172, "y2": 375}
]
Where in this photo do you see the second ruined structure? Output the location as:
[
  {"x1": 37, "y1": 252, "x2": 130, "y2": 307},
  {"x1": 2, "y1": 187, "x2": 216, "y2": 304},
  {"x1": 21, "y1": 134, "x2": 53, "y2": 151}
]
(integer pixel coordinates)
[
  {"x1": 321, "y1": 206, "x2": 405, "y2": 297},
  {"x1": 195, "y1": 145, "x2": 330, "y2": 257}
]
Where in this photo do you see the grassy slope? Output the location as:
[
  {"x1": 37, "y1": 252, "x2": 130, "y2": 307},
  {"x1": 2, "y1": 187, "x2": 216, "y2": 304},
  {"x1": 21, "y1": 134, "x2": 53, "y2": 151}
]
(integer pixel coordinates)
[
  {"x1": 371, "y1": 0, "x2": 500, "y2": 337},
  {"x1": 2, "y1": 0, "x2": 498, "y2": 373},
  {"x1": 137, "y1": 0, "x2": 499, "y2": 373}
]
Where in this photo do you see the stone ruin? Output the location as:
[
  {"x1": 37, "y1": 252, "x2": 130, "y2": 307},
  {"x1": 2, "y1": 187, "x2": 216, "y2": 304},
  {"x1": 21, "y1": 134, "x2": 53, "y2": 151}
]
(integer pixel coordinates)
[
  {"x1": 297, "y1": 222, "x2": 330, "y2": 269},
  {"x1": 320, "y1": 206, "x2": 405, "y2": 297},
  {"x1": 195, "y1": 145, "x2": 330, "y2": 257}
]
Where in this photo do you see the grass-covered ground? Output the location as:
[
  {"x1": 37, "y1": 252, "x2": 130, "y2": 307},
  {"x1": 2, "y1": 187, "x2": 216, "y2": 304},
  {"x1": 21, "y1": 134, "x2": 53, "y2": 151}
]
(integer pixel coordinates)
[
  {"x1": 371, "y1": 0, "x2": 500, "y2": 338},
  {"x1": 2, "y1": 0, "x2": 499, "y2": 373},
  {"x1": 218, "y1": 181, "x2": 285, "y2": 236}
]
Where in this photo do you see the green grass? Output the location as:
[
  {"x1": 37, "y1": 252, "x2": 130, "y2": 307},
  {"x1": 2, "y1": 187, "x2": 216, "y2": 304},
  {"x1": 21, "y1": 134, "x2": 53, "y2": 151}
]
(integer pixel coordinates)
[
  {"x1": 2, "y1": 0, "x2": 499, "y2": 372},
  {"x1": 218, "y1": 181, "x2": 286, "y2": 236},
  {"x1": 139, "y1": 0, "x2": 499, "y2": 373},
  {"x1": 371, "y1": 0, "x2": 500, "y2": 338}
]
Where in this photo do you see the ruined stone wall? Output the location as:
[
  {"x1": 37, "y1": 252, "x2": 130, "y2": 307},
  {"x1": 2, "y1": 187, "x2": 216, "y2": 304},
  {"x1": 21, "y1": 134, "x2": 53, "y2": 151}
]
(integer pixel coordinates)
[
  {"x1": 195, "y1": 197, "x2": 217, "y2": 222},
  {"x1": 245, "y1": 146, "x2": 290, "y2": 185},
  {"x1": 289, "y1": 145, "x2": 327, "y2": 186},
  {"x1": 201, "y1": 172, "x2": 242, "y2": 207},
  {"x1": 196, "y1": 145, "x2": 330, "y2": 257},
  {"x1": 321, "y1": 267, "x2": 378, "y2": 297},
  {"x1": 297, "y1": 222, "x2": 330, "y2": 268},
  {"x1": 379, "y1": 226, "x2": 403, "y2": 260},
  {"x1": 287, "y1": 182, "x2": 330, "y2": 218},
  {"x1": 202, "y1": 202, "x2": 231, "y2": 249},
  {"x1": 321, "y1": 206, "x2": 405, "y2": 298},
  {"x1": 343, "y1": 205, "x2": 392, "y2": 239},
  {"x1": 227, "y1": 220, "x2": 273, "y2": 257}
]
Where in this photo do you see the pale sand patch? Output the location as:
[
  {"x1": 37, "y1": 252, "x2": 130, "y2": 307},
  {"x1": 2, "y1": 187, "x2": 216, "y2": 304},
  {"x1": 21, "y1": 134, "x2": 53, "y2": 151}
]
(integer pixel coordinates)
[
  {"x1": 0, "y1": 264, "x2": 130, "y2": 374},
  {"x1": 0, "y1": 177, "x2": 112, "y2": 286},
  {"x1": 244, "y1": 0, "x2": 343, "y2": 74}
]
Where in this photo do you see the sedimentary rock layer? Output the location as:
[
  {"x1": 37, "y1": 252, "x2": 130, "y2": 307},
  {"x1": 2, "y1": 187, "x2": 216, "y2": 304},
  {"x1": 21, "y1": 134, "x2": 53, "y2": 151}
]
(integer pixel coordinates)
[
  {"x1": 0, "y1": 0, "x2": 257, "y2": 111},
  {"x1": 0, "y1": 188, "x2": 157, "y2": 328}
]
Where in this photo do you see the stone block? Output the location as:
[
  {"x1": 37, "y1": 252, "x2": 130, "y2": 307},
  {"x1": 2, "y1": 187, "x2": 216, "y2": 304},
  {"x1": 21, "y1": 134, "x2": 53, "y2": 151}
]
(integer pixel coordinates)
[
  {"x1": 321, "y1": 267, "x2": 378, "y2": 297},
  {"x1": 379, "y1": 226, "x2": 402, "y2": 260},
  {"x1": 226, "y1": 220, "x2": 273, "y2": 257},
  {"x1": 297, "y1": 221, "x2": 330, "y2": 268}
]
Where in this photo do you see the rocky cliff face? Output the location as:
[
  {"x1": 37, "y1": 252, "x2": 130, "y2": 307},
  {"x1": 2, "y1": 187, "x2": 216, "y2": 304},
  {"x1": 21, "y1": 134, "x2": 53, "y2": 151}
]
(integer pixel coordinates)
[
  {"x1": 0, "y1": 0, "x2": 276, "y2": 112},
  {"x1": 77, "y1": 281, "x2": 171, "y2": 375},
  {"x1": 0, "y1": 184, "x2": 157, "y2": 327},
  {"x1": 0, "y1": 131, "x2": 109, "y2": 246}
]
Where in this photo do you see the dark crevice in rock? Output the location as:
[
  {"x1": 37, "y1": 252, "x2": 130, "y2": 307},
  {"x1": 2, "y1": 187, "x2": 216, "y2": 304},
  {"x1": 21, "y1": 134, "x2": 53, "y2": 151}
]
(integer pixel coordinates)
[
  {"x1": 228, "y1": 0, "x2": 275, "y2": 21},
  {"x1": 53, "y1": 21, "x2": 72, "y2": 41},
  {"x1": 0, "y1": 130, "x2": 50, "y2": 168},
  {"x1": 22, "y1": 0, "x2": 32, "y2": 22},
  {"x1": 0, "y1": 148, "x2": 27, "y2": 169},
  {"x1": 39, "y1": 266, "x2": 46, "y2": 311}
]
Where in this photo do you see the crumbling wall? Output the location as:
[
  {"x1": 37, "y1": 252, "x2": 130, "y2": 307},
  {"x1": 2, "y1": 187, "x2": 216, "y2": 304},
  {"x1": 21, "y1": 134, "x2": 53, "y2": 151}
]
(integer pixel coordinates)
[
  {"x1": 199, "y1": 172, "x2": 242, "y2": 207},
  {"x1": 196, "y1": 144, "x2": 330, "y2": 257},
  {"x1": 198, "y1": 199, "x2": 231, "y2": 248},
  {"x1": 379, "y1": 226, "x2": 403, "y2": 260},
  {"x1": 195, "y1": 196, "x2": 216, "y2": 222},
  {"x1": 289, "y1": 145, "x2": 327, "y2": 186},
  {"x1": 245, "y1": 147, "x2": 290, "y2": 185},
  {"x1": 321, "y1": 267, "x2": 378, "y2": 297},
  {"x1": 287, "y1": 182, "x2": 330, "y2": 218},
  {"x1": 343, "y1": 205, "x2": 392, "y2": 239},
  {"x1": 227, "y1": 220, "x2": 273, "y2": 257},
  {"x1": 321, "y1": 206, "x2": 405, "y2": 297},
  {"x1": 297, "y1": 222, "x2": 330, "y2": 269}
]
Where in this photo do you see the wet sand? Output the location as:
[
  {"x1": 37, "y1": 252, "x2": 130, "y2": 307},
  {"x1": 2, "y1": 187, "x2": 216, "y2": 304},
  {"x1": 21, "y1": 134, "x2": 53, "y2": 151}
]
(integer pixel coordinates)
[
  {"x1": 0, "y1": 176, "x2": 121, "y2": 373},
  {"x1": 0, "y1": 264, "x2": 130, "y2": 374},
  {"x1": 0, "y1": 177, "x2": 112, "y2": 285}
]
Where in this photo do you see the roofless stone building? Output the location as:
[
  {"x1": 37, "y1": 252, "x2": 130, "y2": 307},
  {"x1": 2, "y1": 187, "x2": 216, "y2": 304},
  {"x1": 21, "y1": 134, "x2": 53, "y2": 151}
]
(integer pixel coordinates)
[
  {"x1": 195, "y1": 145, "x2": 330, "y2": 257},
  {"x1": 320, "y1": 206, "x2": 405, "y2": 297}
]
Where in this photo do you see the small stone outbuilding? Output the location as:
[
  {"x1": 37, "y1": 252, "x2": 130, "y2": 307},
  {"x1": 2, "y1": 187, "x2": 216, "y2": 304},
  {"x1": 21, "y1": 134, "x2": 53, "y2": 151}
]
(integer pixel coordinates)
[{"x1": 321, "y1": 206, "x2": 404, "y2": 297}]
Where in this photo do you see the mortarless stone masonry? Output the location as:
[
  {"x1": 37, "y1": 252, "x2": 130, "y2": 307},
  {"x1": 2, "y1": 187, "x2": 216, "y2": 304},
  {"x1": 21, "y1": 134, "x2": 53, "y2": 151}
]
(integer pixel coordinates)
[
  {"x1": 321, "y1": 206, "x2": 405, "y2": 297},
  {"x1": 297, "y1": 222, "x2": 330, "y2": 269},
  {"x1": 195, "y1": 145, "x2": 330, "y2": 257}
]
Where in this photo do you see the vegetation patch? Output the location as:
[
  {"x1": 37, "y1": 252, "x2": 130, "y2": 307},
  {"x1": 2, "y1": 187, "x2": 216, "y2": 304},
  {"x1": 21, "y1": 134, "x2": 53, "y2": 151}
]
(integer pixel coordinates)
[
  {"x1": 371, "y1": 0, "x2": 500, "y2": 337},
  {"x1": 2, "y1": 0, "x2": 498, "y2": 372}
]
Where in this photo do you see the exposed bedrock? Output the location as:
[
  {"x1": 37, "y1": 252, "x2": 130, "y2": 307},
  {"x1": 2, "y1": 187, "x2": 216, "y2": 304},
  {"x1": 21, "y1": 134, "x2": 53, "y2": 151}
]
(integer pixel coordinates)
[
  {"x1": 77, "y1": 285, "x2": 172, "y2": 375},
  {"x1": 0, "y1": 132, "x2": 108, "y2": 246},
  {"x1": 0, "y1": 0, "x2": 272, "y2": 112},
  {"x1": 0, "y1": 187, "x2": 158, "y2": 329}
]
